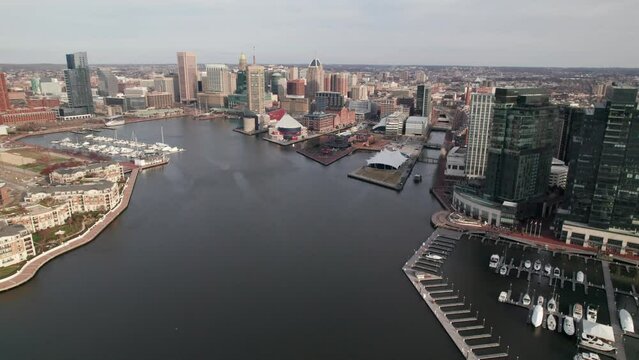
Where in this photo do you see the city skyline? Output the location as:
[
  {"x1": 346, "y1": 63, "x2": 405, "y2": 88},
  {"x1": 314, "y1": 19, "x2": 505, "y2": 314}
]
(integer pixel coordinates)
[{"x1": 2, "y1": 0, "x2": 639, "y2": 67}]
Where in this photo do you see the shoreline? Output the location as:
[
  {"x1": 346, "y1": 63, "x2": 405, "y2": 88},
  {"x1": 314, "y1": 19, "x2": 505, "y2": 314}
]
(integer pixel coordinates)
[{"x1": 0, "y1": 168, "x2": 139, "y2": 292}]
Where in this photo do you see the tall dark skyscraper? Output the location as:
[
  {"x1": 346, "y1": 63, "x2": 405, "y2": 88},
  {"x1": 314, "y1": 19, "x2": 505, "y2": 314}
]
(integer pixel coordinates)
[
  {"x1": 484, "y1": 88, "x2": 556, "y2": 205},
  {"x1": 566, "y1": 87, "x2": 639, "y2": 232},
  {"x1": 415, "y1": 84, "x2": 430, "y2": 117},
  {"x1": 64, "y1": 51, "x2": 94, "y2": 114},
  {"x1": 97, "y1": 68, "x2": 118, "y2": 97}
]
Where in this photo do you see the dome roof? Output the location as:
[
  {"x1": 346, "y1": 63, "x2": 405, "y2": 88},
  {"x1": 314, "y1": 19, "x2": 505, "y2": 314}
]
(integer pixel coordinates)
[
  {"x1": 239, "y1": 53, "x2": 247, "y2": 60},
  {"x1": 309, "y1": 58, "x2": 321, "y2": 67}
]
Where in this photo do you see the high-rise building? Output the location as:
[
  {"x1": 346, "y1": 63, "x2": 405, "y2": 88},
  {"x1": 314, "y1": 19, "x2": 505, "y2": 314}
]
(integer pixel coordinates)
[
  {"x1": 305, "y1": 58, "x2": 324, "y2": 99},
  {"x1": 350, "y1": 85, "x2": 368, "y2": 101},
  {"x1": 564, "y1": 87, "x2": 639, "y2": 231},
  {"x1": 154, "y1": 76, "x2": 176, "y2": 102},
  {"x1": 246, "y1": 65, "x2": 265, "y2": 114},
  {"x1": 465, "y1": 92, "x2": 495, "y2": 179},
  {"x1": 239, "y1": 53, "x2": 248, "y2": 72},
  {"x1": 205, "y1": 64, "x2": 229, "y2": 94},
  {"x1": 270, "y1": 73, "x2": 286, "y2": 98},
  {"x1": 484, "y1": 88, "x2": 556, "y2": 204},
  {"x1": 64, "y1": 51, "x2": 94, "y2": 114},
  {"x1": 176, "y1": 51, "x2": 198, "y2": 103},
  {"x1": 287, "y1": 80, "x2": 305, "y2": 97},
  {"x1": 329, "y1": 72, "x2": 349, "y2": 96},
  {"x1": 0, "y1": 72, "x2": 10, "y2": 112},
  {"x1": 315, "y1": 91, "x2": 344, "y2": 112},
  {"x1": 415, "y1": 84, "x2": 431, "y2": 118},
  {"x1": 97, "y1": 68, "x2": 118, "y2": 97},
  {"x1": 288, "y1": 66, "x2": 299, "y2": 80}
]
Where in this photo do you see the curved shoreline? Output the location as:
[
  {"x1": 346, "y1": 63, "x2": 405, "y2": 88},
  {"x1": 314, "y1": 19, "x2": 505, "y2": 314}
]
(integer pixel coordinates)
[{"x1": 0, "y1": 168, "x2": 139, "y2": 292}]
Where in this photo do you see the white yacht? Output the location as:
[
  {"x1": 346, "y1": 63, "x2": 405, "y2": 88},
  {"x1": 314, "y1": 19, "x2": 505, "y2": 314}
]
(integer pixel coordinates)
[
  {"x1": 564, "y1": 316, "x2": 575, "y2": 336},
  {"x1": 531, "y1": 305, "x2": 543, "y2": 327},
  {"x1": 580, "y1": 333, "x2": 615, "y2": 352},
  {"x1": 425, "y1": 253, "x2": 443, "y2": 261},
  {"x1": 489, "y1": 254, "x2": 500, "y2": 269},
  {"x1": 547, "y1": 314, "x2": 557, "y2": 331},
  {"x1": 499, "y1": 265, "x2": 508, "y2": 276},
  {"x1": 577, "y1": 271, "x2": 585, "y2": 283},
  {"x1": 573, "y1": 303, "x2": 583, "y2": 321},
  {"x1": 534, "y1": 260, "x2": 542, "y2": 271},
  {"x1": 620, "y1": 309, "x2": 635, "y2": 333},
  {"x1": 586, "y1": 306, "x2": 598, "y2": 322},
  {"x1": 573, "y1": 353, "x2": 600, "y2": 360},
  {"x1": 547, "y1": 298, "x2": 557, "y2": 313},
  {"x1": 524, "y1": 260, "x2": 531, "y2": 269},
  {"x1": 553, "y1": 267, "x2": 560, "y2": 277},
  {"x1": 522, "y1": 293, "x2": 531, "y2": 306},
  {"x1": 498, "y1": 291, "x2": 508, "y2": 303},
  {"x1": 544, "y1": 264, "x2": 552, "y2": 275},
  {"x1": 537, "y1": 296, "x2": 544, "y2": 306}
]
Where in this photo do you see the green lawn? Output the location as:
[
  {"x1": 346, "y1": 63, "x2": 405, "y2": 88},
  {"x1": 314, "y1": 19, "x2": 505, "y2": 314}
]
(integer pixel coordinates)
[{"x1": 0, "y1": 262, "x2": 24, "y2": 279}]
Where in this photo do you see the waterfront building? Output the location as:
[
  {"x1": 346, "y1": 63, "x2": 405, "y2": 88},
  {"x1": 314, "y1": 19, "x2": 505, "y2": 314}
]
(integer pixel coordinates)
[
  {"x1": 0, "y1": 223, "x2": 35, "y2": 268},
  {"x1": 246, "y1": 65, "x2": 265, "y2": 114},
  {"x1": 25, "y1": 181, "x2": 120, "y2": 214},
  {"x1": 124, "y1": 87, "x2": 148, "y2": 110},
  {"x1": 154, "y1": 76, "x2": 176, "y2": 102},
  {"x1": 64, "y1": 51, "x2": 94, "y2": 114},
  {"x1": 287, "y1": 66, "x2": 299, "y2": 80},
  {"x1": 238, "y1": 52, "x2": 248, "y2": 72},
  {"x1": 465, "y1": 91, "x2": 495, "y2": 179},
  {"x1": 167, "y1": 73, "x2": 181, "y2": 102},
  {"x1": 268, "y1": 114, "x2": 308, "y2": 141},
  {"x1": 0, "y1": 72, "x2": 10, "y2": 112},
  {"x1": 205, "y1": 64, "x2": 230, "y2": 94},
  {"x1": 97, "y1": 68, "x2": 119, "y2": 97},
  {"x1": 27, "y1": 97, "x2": 61, "y2": 108},
  {"x1": 197, "y1": 93, "x2": 226, "y2": 110},
  {"x1": 0, "y1": 109, "x2": 56, "y2": 125},
  {"x1": 287, "y1": 80, "x2": 305, "y2": 97},
  {"x1": 445, "y1": 147, "x2": 467, "y2": 177},
  {"x1": 147, "y1": 92, "x2": 173, "y2": 108},
  {"x1": 404, "y1": 116, "x2": 427, "y2": 136},
  {"x1": 305, "y1": 58, "x2": 324, "y2": 99},
  {"x1": 315, "y1": 91, "x2": 344, "y2": 112},
  {"x1": 7, "y1": 202, "x2": 72, "y2": 233},
  {"x1": 176, "y1": 51, "x2": 198, "y2": 103},
  {"x1": 373, "y1": 111, "x2": 408, "y2": 136},
  {"x1": 415, "y1": 84, "x2": 431, "y2": 117},
  {"x1": 280, "y1": 97, "x2": 309, "y2": 115},
  {"x1": 549, "y1": 158, "x2": 568, "y2": 189},
  {"x1": 49, "y1": 162, "x2": 124, "y2": 185},
  {"x1": 300, "y1": 112, "x2": 335, "y2": 132}
]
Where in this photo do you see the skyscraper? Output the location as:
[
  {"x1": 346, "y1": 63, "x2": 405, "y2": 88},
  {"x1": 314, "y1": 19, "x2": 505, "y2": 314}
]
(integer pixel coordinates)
[
  {"x1": 305, "y1": 58, "x2": 324, "y2": 100},
  {"x1": 246, "y1": 65, "x2": 265, "y2": 114},
  {"x1": 205, "y1": 64, "x2": 230, "y2": 94},
  {"x1": 270, "y1": 73, "x2": 286, "y2": 98},
  {"x1": 97, "y1": 68, "x2": 119, "y2": 97},
  {"x1": 64, "y1": 51, "x2": 94, "y2": 114},
  {"x1": 239, "y1": 53, "x2": 248, "y2": 72},
  {"x1": 565, "y1": 87, "x2": 639, "y2": 231},
  {"x1": 176, "y1": 51, "x2": 198, "y2": 103},
  {"x1": 465, "y1": 92, "x2": 495, "y2": 179},
  {"x1": 288, "y1": 66, "x2": 299, "y2": 80},
  {"x1": 484, "y1": 88, "x2": 556, "y2": 204},
  {"x1": 330, "y1": 72, "x2": 349, "y2": 97},
  {"x1": 154, "y1": 76, "x2": 176, "y2": 103},
  {"x1": 415, "y1": 84, "x2": 431, "y2": 117},
  {"x1": 0, "y1": 72, "x2": 10, "y2": 112}
]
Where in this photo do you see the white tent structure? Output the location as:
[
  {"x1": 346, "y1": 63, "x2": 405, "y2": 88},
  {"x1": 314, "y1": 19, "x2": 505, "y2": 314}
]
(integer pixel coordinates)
[
  {"x1": 366, "y1": 149, "x2": 408, "y2": 170},
  {"x1": 276, "y1": 114, "x2": 305, "y2": 130}
]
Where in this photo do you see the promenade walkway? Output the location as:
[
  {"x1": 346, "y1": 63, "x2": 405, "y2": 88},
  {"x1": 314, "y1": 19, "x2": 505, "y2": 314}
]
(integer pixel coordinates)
[
  {"x1": 0, "y1": 168, "x2": 139, "y2": 292},
  {"x1": 602, "y1": 261, "x2": 628, "y2": 360}
]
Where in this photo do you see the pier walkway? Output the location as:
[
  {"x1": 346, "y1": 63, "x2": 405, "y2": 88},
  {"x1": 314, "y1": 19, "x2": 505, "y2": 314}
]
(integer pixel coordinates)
[
  {"x1": 602, "y1": 261, "x2": 627, "y2": 360},
  {"x1": 0, "y1": 168, "x2": 139, "y2": 292}
]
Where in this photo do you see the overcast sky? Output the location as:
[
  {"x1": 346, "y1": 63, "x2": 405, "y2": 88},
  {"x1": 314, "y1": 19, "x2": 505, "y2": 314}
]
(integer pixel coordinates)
[{"x1": 1, "y1": 0, "x2": 638, "y2": 67}]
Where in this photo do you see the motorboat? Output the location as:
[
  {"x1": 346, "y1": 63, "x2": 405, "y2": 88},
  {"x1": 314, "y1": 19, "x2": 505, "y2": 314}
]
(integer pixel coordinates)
[
  {"x1": 620, "y1": 309, "x2": 635, "y2": 333},
  {"x1": 573, "y1": 303, "x2": 584, "y2": 321},
  {"x1": 573, "y1": 353, "x2": 600, "y2": 360},
  {"x1": 586, "y1": 306, "x2": 598, "y2": 322},
  {"x1": 489, "y1": 254, "x2": 500, "y2": 269},
  {"x1": 553, "y1": 267, "x2": 560, "y2": 277},
  {"x1": 564, "y1": 316, "x2": 575, "y2": 336},
  {"x1": 547, "y1": 314, "x2": 557, "y2": 331},
  {"x1": 522, "y1": 293, "x2": 531, "y2": 306},
  {"x1": 537, "y1": 296, "x2": 544, "y2": 306},
  {"x1": 413, "y1": 174, "x2": 422, "y2": 183},
  {"x1": 547, "y1": 298, "x2": 557, "y2": 313},
  {"x1": 498, "y1": 291, "x2": 508, "y2": 303},
  {"x1": 425, "y1": 253, "x2": 444, "y2": 261},
  {"x1": 534, "y1": 260, "x2": 542, "y2": 271},
  {"x1": 531, "y1": 305, "x2": 543, "y2": 327},
  {"x1": 544, "y1": 264, "x2": 552, "y2": 275},
  {"x1": 580, "y1": 333, "x2": 615, "y2": 352},
  {"x1": 577, "y1": 271, "x2": 585, "y2": 283},
  {"x1": 524, "y1": 260, "x2": 531, "y2": 269},
  {"x1": 499, "y1": 265, "x2": 508, "y2": 276}
]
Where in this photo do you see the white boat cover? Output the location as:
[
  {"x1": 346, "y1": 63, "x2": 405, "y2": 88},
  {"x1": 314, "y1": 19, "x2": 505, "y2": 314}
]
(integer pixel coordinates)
[
  {"x1": 620, "y1": 309, "x2": 635, "y2": 333},
  {"x1": 366, "y1": 149, "x2": 407, "y2": 169},
  {"x1": 582, "y1": 320, "x2": 614, "y2": 341}
]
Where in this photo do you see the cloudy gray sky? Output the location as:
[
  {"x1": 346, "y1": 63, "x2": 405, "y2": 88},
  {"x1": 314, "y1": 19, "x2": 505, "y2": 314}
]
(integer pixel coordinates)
[{"x1": 1, "y1": 0, "x2": 638, "y2": 67}]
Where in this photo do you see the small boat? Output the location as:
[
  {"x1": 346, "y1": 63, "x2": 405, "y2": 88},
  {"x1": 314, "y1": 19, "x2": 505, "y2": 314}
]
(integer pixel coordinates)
[
  {"x1": 564, "y1": 316, "x2": 575, "y2": 336},
  {"x1": 499, "y1": 265, "x2": 508, "y2": 276},
  {"x1": 534, "y1": 260, "x2": 542, "y2": 271},
  {"x1": 553, "y1": 267, "x2": 560, "y2": 277},
  {"x1": 547, "y1": 314, "x2": 557, "y2": 331},
  {"x1": 547, "y1": 298, "x2": 557, "y2": 313},
  {"x1": 531, "y1": 305, "x2": 543, "y2": 327},
  {"x1": 489, "y1": 254, "x2": 500, "y2": 269},
  {"x1": 522, "y1": 293, "x2": 531, "y2": 306},
  {"x1": 573, "y1": 353, "x2": 600, "y2": 360},
  {"x1": 620, "y1": 309, "x2": 635, "y2": 333},
  {"x1": 544, "y1": 264, "x2": 552, "y2": 275},
  {"x1": 573, "y1": 303, "x2": 584, "y2": 321},
  {"x1": 586, "y1": 306, "x2": 598, "y2": 322},
  {"x1": 580, "y1": 333, "x2": 615, "y2": 352},
  {"x1": 537, "y1": 296, "x2": 544, "y2": 306},
  {"x1": 524, "y1": 260, "x2": 531, "y2": 269},
  {"x1": 425, "y1": 253, "x2": 444, "y2": 261},
  {"x1": 498, "y1": 291, "x2": 508, "y2": 303},
  {"x1": 413, "y1": 174, "x2": 422, "y2": 183},
  {"x1": 577, "y1": 271, "x2": 585, "y2": 283}
]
